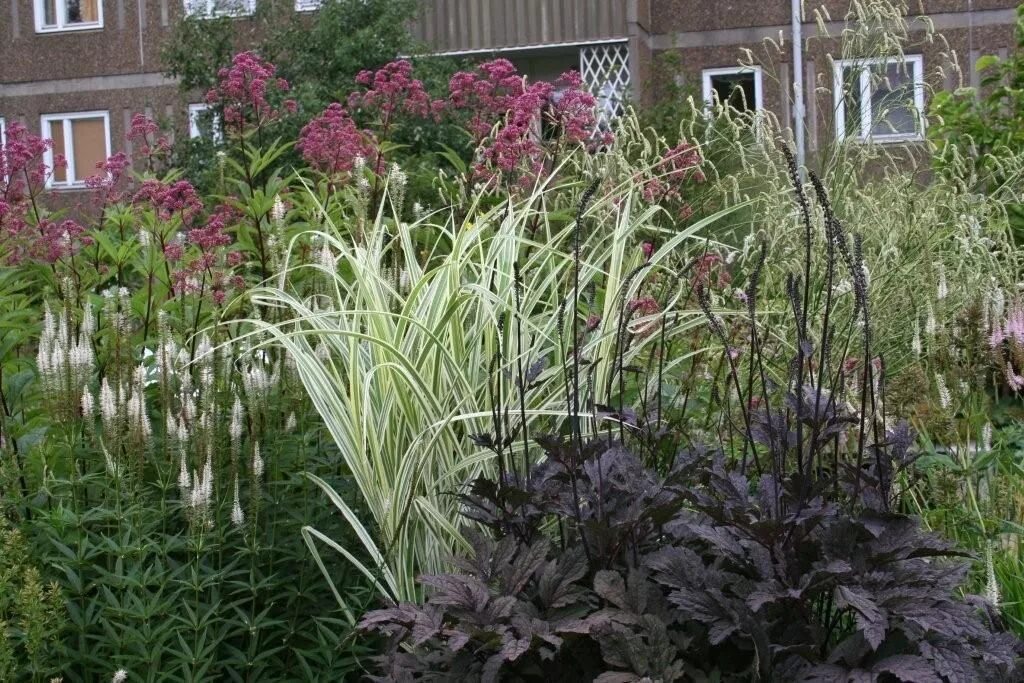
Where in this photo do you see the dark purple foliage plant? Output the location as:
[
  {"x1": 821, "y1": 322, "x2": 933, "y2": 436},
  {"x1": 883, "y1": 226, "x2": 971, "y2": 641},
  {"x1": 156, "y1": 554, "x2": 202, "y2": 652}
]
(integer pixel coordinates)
[{"x1": 359, "y1": 153, "x2": 1023, "y2": 682}]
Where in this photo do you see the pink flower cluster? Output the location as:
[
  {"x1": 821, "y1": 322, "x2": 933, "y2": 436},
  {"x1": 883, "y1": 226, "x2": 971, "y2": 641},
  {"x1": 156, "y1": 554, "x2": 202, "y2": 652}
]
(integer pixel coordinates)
[
  {"x1": 990, "y1": 304, "x2": 1024, "y2": 349},
  {"x1": 84, "y1": 152, "x2": 131, "y2": 203},
  {"x1": 126, "y1": 113, "x2": 171, "y2": 161},
  {"x1": 641, "y1": 142, "x2": 705, "y2": 219},
  {"x1": 990, "y1": 303, "x2": 1024, "y2": 391},
  {"x1": 172, "y1": 205, "x2": 244, "y2": 306},
  {"x1": 133, "y1": 179, "x2": 204, "y2": 225},
  {"x1": 448, "y1": 59, "x2": 526, "y2": 140},
  {"x1": 348, "y1": 60, "x2": 443, "y2": 122},
  {"x1": 297, "y1": 103, "x2": 376, "y2": 176},
  {"x1": 206, "y1": 51, "x2": 296, "y2": 131},
  {"x1": 448, "y1": 60, "x2": 608, "y2": 189},
  {"x1": 0, "y1": 122, "x2": 76, "y2": 266},
  {"x1": 691, "y1": 253, "x2": 731, "y2": 289}
]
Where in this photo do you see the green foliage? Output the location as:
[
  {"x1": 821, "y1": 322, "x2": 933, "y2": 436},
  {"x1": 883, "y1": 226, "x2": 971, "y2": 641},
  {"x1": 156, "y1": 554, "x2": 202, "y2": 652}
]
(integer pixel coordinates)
[
  {"x1": 0, "y1": 522, "x2": 65, "y2": 681},
  {"x1": 929, "y1": 4, "x2": 1024, "y2": 236}
]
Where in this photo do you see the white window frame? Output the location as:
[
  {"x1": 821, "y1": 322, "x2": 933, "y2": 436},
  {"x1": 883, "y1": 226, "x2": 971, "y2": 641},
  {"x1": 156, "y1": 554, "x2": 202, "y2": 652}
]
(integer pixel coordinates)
[
  {"x1": 294, "y1": 0, "x2": 321, "y2": 11},
  {"x1": 833, "y1": 55, "x2": 925, "y2": 143},
  {"x1": 184, "y1": 0, "x2": 256, "y2": 17},
  {"x1": 188, "y1": 103, "x2": 223, "y2": 143},
  {"x1": 40, "y1": 111, "x2": 112, "y2": 189},
  {"x1": 34, "y1": 0, "x2": 104, "y2": 33},
  {"x1": 702, "y1": 66, "x2": 764, "y2": 112}
]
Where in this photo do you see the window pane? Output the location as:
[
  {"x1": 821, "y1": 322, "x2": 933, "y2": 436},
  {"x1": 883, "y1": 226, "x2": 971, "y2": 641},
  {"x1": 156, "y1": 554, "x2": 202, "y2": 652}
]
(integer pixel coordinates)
[
  {"x1": 841, "y1": 66, "x2": 862, "y2": 139},
  {"x1": 65, "y1": 0, "x2": 99, "y2": 24},
  {"x1": 870, "y1": 61, "x2": 917, "y2": 136},
  {"x1": 71, "y1": 118, "x2": 106, "y2": 181},
  {"x1": 711, "y1": 73, "x2": 757, "y2": 112},
  {"x1": 42, "y1": 0, "x2": 58, "y2": 26},
  {"x1": 50, "y1": 120, "x2": 67, "y2": 183}
]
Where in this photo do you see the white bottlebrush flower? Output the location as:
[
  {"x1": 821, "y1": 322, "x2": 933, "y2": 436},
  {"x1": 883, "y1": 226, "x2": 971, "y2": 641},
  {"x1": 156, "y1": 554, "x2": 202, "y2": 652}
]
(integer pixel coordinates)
[
  {"x1": 99, "y1": 377, "x2": 118, "y2": 432},
  {"x1": 925, "y1": 303, "x2": 937, "y2": 337},
  {"x1": 412, "y1": 201, "x2": 425, "y2": 221},
  {"x1": 111, "y1": 669, "x2": 128, "y2": 683},
  {"x1": 318, "y1": 242, "x2": 334, "y2": 270},
  {"x1": 985, "y1": 545, "x2": 1001, "y2": 608},
  {"x1": 178, "y1": 452, "x2": 191, "y2": 498},
  {"x1": 936, "y1": 264, "x2": 948, "y2": 301},
  {"x1": 911, "y1": 320, "x2": 922, "y2": 358},
  {"x1": 252, "y1": 442, "x2": 264, "y2": 480},
  {"x1": 199, "y1": 452, "x2": 214, "y2": 507},
  {"x1": 229, "y1": 395, "x2": 245, "y2": 447},
  {"x1": 81, "y1": 385, "x2": 95, "y2": 421},
  {"x1": 80, "y1": 302, "x2": 95, "y2": 338},
  {"x1": 935, "y1": 374, "x2": 951, "y2": 410},
  {"x1": 389, "y1": 163, "x2": 408, "y2": 214},
  {"x1": 270, "y1": 194, "x2": 286, "y2": 224},
  {"x1": 982, "y1": 422, "x2": 993, "y2": 453},
  {"x1": 231, "y1": 475, "x2": 244, "y2": 527}
]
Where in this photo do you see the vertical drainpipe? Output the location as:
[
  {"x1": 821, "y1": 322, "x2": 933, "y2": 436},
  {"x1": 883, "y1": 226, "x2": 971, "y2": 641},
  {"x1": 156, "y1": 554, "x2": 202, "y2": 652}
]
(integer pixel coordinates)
[
  {"x1": 138, "y1": 0, "x2": 146, "y2": 68},
  {"x1": 792, "y1": 0, "x2": 806, "y2": 170}
]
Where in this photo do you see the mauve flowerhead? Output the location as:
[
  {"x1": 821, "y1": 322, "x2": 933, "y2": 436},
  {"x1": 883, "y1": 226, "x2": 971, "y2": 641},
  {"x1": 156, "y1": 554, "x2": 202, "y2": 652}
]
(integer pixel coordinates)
[
  {"x1": 347, "y1": 60, "x2": 441, "y2": 123},
  {"x1": 127, "y1": 113, "x2": 170, "y2": 159},
  {"x1": 209, "y1": 51, "x2": 291, "y2": 130},
  {"x1": 297, "y1": 103, "x2": 376, "y2": 177}
]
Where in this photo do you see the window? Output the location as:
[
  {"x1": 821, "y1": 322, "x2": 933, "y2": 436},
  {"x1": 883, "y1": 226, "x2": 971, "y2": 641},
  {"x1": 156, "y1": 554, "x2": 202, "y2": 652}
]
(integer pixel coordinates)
[
  {"x1": 295, "y1": 0, "x2": 321, "y2": 10},
  {"x1": 184, "y1": 0, "x2": 255, "y2": 17},
  {"x1": 188, "y1": 103, "x2": 222, "y2": 143},
  {"x1": 41, "y1": 111, "x2": 111, "y2": 188},
  {"x1": 702, "y1": 67, "x2": 763, "y2": 113},
  {"x1": 35, "y1": 0, "x2": 103, "y2": 32},
  {"x1": 833, "y1": 56, "x2": 925, "y2": 142}
]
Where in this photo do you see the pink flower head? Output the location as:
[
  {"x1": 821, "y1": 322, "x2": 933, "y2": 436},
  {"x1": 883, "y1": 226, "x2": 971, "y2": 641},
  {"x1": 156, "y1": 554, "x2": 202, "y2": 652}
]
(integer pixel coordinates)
[
  {"x1": 449, "y1": 61, "x2": 606, "y2": 190},
  {"x1": 628, "y1": 296, "x2": 661, "y2": 338},
  {"x1": 297, "y1": 103, "x2": 376, "y2": 176},
  {"x1": 133, "y1": 179, "x2": 204, "y2": 224},
  {"x1": 990, "y1": 304, "x2": 1024, "y2": 349},
  {"x1": 126, "y1": 113, "x2": 170, "y2": 160},
  {"x1": 209, "y1": 51, "x2": 290, "y2": 131},
  {"x1": 0, "y1": 121, "x2": 54, "y2": 202},
  {"x1": 84, "y1": 152, "x2": 132, "y2": 203},
  {"x1": 0, "y1": 123, "x2": 70, "y2": 265},
  {"x1": 1006, "y1": 363, "x2": 1024, "y2": 392},
  {"x1": 641, "y1": 140, "x2": 705, "y2": 207},
  {"x1": 188, "y1": 205, "x2": 235, "y2": 251},
  {"x1": 641, "y1": 241, "x2": 654, "y2": 262},
  {"x1": 347, "y1": 60, "x2": 440, "y2": 122}
]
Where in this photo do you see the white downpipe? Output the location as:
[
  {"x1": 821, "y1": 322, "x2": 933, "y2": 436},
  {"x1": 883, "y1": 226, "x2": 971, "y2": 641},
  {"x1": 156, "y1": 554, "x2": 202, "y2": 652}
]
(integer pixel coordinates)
[{"x1": 791, "y1": 0, "x2": 806, "y2": 170}]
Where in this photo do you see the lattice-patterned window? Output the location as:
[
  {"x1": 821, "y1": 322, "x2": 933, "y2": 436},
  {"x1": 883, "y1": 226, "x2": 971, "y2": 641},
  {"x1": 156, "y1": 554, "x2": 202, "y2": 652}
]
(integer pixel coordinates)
[
  {"x1": 188, "y1": 103, "x2": 223, "y2": 143},
  {"x1": 184, "y1": 0, "x2": 255, "y2": 17},
  {"x1": 579, "y1": 42, "x2": 630, "y2": 133}
]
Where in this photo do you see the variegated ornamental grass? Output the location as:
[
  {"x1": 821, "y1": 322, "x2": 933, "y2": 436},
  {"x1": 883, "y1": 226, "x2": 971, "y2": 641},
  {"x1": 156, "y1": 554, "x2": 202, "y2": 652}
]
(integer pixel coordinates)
[{"x1": 247, "y1": 173, "x2": 737, "y2": 605}]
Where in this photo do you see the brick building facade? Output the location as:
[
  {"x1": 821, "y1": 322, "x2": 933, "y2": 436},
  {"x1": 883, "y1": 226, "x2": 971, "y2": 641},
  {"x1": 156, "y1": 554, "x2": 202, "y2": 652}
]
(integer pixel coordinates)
[{"x1": 1, "y1": 1, "x2": 1019, "y2": 193}]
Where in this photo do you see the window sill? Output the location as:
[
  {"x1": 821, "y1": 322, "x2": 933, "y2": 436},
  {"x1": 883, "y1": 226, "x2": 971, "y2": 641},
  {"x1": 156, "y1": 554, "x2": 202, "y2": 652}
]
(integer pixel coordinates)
[
  {"x1": 843, "y1": 134, "x2": 925, "y2": 145},
  {"x1": 35, "y1": 23, "x2": 104, "y2": 34},
  {"x1": 47, "y1": 183, "x2": 93, "y2": 191}
]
